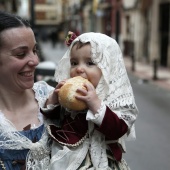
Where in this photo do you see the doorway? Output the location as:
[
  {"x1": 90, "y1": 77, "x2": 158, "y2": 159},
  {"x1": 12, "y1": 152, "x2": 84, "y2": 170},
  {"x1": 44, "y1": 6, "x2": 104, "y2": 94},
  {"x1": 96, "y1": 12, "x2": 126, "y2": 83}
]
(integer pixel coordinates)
[{"x1": 159, "y1": 2, "x2": 170, "y2": 67}]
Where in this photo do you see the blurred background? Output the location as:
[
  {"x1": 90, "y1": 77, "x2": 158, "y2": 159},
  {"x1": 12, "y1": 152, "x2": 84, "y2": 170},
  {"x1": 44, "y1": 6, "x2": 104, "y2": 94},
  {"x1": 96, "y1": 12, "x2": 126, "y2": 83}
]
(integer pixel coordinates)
[
  {"x1": 1, "y1": 0, "x2": 170, "y2": 170},
  {"x1": 0, "y1": 0, "x2": 169, "y2": 68}
]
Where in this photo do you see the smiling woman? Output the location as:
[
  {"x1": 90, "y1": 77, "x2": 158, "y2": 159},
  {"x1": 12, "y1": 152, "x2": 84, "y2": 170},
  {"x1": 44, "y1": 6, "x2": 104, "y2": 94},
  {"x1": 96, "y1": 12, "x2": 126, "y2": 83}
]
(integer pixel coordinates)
[
  {"x1": 0, "y1": 27, "x2": 39, "y2": 89},
  {"x1": 0, "y1": 11, "x2": 54, "y2": 170}
]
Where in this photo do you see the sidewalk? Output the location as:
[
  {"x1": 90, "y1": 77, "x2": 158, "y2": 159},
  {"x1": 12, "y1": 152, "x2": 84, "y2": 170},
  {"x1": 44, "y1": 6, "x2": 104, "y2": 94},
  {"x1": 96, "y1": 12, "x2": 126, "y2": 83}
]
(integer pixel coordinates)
[{"x1": 124, "y1": 57, "x2": 170, "y2": 91}]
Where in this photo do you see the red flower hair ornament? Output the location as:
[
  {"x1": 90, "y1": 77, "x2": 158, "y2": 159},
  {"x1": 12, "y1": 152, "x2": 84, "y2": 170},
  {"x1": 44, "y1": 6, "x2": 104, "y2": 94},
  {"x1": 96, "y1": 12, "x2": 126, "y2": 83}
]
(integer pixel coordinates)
[{"x1": 65, "y1": 31, "x2": 77, "y2": 47}]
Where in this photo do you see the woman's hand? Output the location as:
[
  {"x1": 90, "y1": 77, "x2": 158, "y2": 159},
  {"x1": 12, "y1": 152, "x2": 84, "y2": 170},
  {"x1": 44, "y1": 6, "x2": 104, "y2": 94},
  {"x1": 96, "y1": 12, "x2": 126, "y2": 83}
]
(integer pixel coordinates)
[{"x1": 75, "y1": 83, "x2": 101, "y2": 114}]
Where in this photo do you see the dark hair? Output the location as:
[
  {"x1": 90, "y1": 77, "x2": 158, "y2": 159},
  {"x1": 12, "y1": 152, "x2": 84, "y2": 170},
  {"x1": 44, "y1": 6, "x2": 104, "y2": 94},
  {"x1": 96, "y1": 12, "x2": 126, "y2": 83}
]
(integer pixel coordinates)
[
  {"x1": 0, "y1": 11, "x2": 31, "y2": 47},
  {"x1": 0, "y1": 11, "x2": 30, "y2": 31},
  {"x1": 73, "y1": 41, "x2": 90, "y2": 49}
]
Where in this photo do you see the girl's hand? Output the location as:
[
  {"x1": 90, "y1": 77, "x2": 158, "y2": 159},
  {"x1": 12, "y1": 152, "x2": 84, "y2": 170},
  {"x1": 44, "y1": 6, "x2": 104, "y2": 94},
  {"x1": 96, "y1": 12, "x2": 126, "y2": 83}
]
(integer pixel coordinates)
[
  {"x1": 47, "y1": 80, "x2": 67, "y2": 105},
  {"x1": 75, "y1": 83, "x2": 101, "y2": 114}
]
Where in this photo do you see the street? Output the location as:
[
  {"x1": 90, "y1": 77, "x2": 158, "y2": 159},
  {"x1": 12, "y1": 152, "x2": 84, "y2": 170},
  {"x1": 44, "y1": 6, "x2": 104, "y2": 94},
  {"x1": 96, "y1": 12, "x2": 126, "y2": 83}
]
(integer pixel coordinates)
[
  {"x1": 124, "y1": 74, "x2": 170, "y2": 170},
  {"x1": 39, "y1": 41, "x2": 170, "y2": 170}
]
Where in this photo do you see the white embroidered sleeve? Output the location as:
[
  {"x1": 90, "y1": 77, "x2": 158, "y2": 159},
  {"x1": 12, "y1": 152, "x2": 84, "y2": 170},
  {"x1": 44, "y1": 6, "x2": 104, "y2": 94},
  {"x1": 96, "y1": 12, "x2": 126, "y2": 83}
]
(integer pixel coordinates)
[{"x1": 86, "y1": 101, "x2": 106, "y2": 126}]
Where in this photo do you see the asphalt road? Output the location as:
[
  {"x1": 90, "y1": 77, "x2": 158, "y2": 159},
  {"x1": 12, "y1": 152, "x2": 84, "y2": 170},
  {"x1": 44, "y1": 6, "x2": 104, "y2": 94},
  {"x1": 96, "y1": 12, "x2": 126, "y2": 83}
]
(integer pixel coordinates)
[{"x1": 124, "y1": 74, "x2": 170, "y2": 170}]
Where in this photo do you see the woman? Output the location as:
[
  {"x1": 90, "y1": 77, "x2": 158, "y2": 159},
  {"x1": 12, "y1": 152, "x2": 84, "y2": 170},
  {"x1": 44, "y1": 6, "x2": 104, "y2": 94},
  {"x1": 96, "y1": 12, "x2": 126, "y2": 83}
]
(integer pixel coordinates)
[{"x1": 0, "y1": 11, "x2": 54, "y2": 169}]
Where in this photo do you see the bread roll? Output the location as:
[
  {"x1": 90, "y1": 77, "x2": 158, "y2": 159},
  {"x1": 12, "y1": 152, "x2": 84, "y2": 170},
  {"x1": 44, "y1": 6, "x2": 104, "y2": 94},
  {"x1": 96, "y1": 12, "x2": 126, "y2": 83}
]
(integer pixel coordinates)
[{"x1": 58, "y1": 76, "x2": 91, "y2": 111}]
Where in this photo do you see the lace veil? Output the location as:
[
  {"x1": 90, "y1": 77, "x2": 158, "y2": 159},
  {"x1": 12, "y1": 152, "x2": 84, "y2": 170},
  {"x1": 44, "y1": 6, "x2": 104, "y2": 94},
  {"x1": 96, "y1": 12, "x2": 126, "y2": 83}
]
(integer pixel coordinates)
[{"x1": 55, "y1": 32, "x2": 138, "y2": 142}]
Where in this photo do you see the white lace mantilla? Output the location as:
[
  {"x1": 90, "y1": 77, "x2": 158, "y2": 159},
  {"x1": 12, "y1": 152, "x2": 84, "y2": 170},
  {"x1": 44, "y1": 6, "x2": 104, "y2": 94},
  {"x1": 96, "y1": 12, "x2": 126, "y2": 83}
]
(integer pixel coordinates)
[
  {"x1": 0, "y1": 81, "x2": 54, "y2": 170},
  {"x1": 53, "y1": 33, "x2": 138, "y2": 169},
  {"x1": 55, "y1": 32, "x2": 138, "y2": 140}
]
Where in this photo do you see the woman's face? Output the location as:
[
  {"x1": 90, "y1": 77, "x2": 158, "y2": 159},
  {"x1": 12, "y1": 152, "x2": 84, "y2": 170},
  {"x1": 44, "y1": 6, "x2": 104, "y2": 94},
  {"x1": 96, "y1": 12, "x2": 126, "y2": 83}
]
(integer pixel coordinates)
[
  {"x1": 70, "y1": 43, "x2": 102, "y2": 88},
  {"x1": 0, "y1": 27, "x2": 39, "y2": 91}
]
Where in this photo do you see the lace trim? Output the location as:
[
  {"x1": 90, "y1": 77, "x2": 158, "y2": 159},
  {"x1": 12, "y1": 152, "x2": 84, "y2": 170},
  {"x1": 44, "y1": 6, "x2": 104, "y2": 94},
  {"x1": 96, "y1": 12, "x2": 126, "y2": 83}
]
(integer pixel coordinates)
[{"x1": 47, "y1": 124, "x2": 88, "y2": 147}]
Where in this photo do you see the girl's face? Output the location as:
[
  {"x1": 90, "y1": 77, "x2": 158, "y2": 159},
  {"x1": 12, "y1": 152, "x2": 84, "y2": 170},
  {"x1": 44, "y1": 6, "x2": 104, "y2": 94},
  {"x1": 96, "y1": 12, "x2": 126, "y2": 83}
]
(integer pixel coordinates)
[
  {"x1": 70, "y1": 43, "x2": 102, "y2": 88},
  {"x1": 0, "y1": 27, "x2": 39, "y2": 91}
]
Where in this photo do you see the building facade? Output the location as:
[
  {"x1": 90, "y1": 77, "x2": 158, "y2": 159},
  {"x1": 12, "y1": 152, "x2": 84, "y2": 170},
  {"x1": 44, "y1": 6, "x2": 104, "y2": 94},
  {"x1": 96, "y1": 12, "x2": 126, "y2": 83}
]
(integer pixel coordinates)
[
  {"x1": 1, "y1": 0, "x2": 169, "y2": 68},
  {"x1": 122, "y1": 0, "x2": 170, "y2": 68}
]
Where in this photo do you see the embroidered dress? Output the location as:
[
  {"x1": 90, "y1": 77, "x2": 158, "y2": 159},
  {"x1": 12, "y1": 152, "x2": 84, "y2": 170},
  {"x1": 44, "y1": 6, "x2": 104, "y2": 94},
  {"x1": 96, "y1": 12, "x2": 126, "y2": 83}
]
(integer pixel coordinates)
[
  {"x1": 46, "y1": 32, "x2": 138, "y2": 169},
  {"x1": 0, "y1": 125, "x2": 44, "y2": 170},
  {"x1": 44, "y1": 104, "x2": 131, "y2": 170},
  {"x1": 0, "y1": 81, "x2": 54, "y2": 170}
]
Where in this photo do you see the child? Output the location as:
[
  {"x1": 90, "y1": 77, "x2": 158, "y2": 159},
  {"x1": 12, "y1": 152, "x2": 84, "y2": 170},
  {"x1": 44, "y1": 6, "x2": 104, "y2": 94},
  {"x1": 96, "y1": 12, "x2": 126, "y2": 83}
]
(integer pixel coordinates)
[{"x1": 42, "y1": 32, "x2": 138, "y2": 170}]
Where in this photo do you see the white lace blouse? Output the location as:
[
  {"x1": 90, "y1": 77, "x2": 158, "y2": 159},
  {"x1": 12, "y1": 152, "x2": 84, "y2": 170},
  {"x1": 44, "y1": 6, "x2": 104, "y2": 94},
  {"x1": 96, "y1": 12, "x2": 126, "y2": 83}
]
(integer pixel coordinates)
[{"x1": 0, "y1": 81, "x2": 54, "y2": 170}]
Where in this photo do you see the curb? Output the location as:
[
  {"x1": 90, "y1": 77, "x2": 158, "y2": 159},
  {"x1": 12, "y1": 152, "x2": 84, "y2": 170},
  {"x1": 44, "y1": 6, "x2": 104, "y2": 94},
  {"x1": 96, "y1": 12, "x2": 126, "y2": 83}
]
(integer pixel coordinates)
[{"x1": 124, "y1": 57, "x2": 170, "y2": 91}]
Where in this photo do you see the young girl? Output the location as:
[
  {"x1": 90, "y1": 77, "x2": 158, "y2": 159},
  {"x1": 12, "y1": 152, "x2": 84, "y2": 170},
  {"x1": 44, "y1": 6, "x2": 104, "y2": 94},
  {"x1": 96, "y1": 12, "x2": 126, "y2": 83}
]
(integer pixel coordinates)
[{"x1": 43, "y1": 32, "x2": 138, "y2": 170}]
